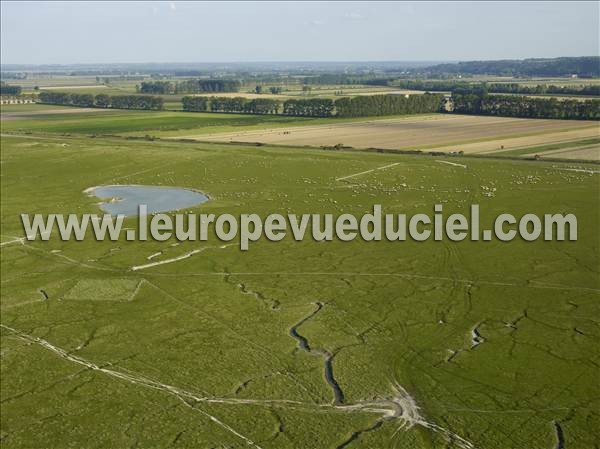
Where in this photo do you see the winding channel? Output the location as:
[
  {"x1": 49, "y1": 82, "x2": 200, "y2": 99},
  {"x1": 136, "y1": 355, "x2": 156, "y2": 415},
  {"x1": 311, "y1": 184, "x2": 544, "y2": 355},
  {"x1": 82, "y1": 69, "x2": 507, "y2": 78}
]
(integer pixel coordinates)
[{"x1": 289, "y1": 302, "x2": 345, "y2": 405}]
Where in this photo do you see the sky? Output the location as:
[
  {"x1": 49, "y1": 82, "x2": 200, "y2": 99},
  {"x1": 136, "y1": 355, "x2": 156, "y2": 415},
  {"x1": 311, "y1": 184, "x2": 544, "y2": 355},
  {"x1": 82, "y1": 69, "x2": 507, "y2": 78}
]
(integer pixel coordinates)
[{"x1": 1, "y1": 1, "x2": 598, "y2": 64}]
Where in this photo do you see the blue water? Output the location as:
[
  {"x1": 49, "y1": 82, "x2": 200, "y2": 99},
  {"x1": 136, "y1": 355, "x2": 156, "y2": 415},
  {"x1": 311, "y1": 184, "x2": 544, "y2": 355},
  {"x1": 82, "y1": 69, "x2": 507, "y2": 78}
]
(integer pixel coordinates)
[{"x1": 89, "y1": 185, "x2": 208, "y2": 216}]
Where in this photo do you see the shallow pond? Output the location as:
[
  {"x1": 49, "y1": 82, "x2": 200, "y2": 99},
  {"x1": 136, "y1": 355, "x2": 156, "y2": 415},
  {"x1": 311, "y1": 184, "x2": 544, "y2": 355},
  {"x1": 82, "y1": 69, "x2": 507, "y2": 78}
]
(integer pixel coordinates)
[{"x1": 87, "y1": 185, "x2": 208, "y2": 216}]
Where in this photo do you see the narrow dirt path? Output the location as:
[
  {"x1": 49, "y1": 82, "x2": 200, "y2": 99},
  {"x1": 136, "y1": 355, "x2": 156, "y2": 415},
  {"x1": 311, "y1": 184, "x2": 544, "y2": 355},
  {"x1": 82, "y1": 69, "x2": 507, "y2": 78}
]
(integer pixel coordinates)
[
  {"x1": 436, "y1": 160, "x2": 467, "y2": 168},
  {"x1": 131, "y1": 244, "x2": 235, "y2": 271},
  {"x1": 335, "y1": 162, "x2": 402, "y2": 182}
]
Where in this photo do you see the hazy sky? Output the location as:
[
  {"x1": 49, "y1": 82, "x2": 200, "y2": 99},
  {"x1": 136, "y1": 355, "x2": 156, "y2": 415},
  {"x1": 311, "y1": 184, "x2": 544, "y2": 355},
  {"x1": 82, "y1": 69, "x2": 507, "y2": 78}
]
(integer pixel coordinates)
[{"x1": 1, "y1": 1, "x2": 598, "y2": 64}]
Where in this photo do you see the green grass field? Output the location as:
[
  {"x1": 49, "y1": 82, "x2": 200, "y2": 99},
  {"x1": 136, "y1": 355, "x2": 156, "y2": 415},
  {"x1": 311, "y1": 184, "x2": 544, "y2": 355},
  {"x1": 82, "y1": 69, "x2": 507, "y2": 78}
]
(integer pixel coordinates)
[
  {"x1": 0, "y1": 109, "x2": 339, "y2": 135},
  {"x1": 1, "y1": 114, "x2": 598, "y2": 449},
  {"x1": 2, "y1": 107, "x2": 598, "y2": 162},
  {"x1": 2, "y1": 108, "x2": 443, "y2": 138}
]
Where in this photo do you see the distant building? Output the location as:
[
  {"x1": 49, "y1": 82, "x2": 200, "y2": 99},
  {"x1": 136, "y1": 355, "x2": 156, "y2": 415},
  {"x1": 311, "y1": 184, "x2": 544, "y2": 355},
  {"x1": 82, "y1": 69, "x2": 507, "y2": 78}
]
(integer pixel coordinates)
[
  {"x1": 0, "y1": 96, "x2": 35, "y2": 105},
  {"x1": 442, "y1": 95, "x2": 454, "y2": 112}
]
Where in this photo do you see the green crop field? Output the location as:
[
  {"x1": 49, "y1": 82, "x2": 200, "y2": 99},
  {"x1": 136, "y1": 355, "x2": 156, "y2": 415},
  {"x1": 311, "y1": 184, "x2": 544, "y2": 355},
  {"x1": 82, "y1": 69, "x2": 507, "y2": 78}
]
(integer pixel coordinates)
[
  {"x1": 1, "y1": 107, "x2": 599, "y2": 449},
  {"x1": 0, "y1": 108, "x2": 428, "y2": 137},
  {"x1": 6, "y1": 108, "x2": 597, "y2": 162}
]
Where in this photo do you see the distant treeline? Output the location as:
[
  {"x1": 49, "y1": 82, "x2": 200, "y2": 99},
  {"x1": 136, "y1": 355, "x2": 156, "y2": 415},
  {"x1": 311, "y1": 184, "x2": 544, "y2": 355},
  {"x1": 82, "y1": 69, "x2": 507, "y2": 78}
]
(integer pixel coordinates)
[
  {"x1": 398, "y1": 80, "x2": 600, "y2": 97},
  {"x1": 480, "y1": 84, "x2": 600, "y2": 96},
  {"x1": 38, "y1": 92, "x2": 163, "y2": 110},
  {"x1": 182, "y1": 93, "x2": 443, "y2": 117},
  {"x1": 422, "y1": 57, "x2": 600, "y2": 78},
  {"x1": 452, "y1": 93, "x2": 600, "y2": 120},
  {"x1": 139, "y1": 79, "x2": 241, "y2": 94},
  {"x1": 182, "y1": 96, "x2": 281, "y2": 114},
  {"x1": 0, "y1": 81, "x2": 22, "y2": 95},
  {"x1": 334, "y1": 93, "x2": 443, "y2": 117},
  {"x1": 139, "y1": 81, "x2": 175, "y2": 94},
  {"x1": 283, "y1": 99, "x2": 335, "y2": 116},
  {"x1": 182, "y1": 97, "x2": 333, "y2": 116},
  {"x1": 0, "y1": 72, "x2": 27, "y2": 80},
  {"x1": 178, "y1": 79, "x2": 241, "y2": 93},
  {"x1": 302, "y1": 74, "x2": 391, "y2": 85},
  {"x1": 300, "y1": 77, "x2": 600, "y2": 97},
  {"x1": 302, "y1": 76, "x2": 436, "y2": 88}
]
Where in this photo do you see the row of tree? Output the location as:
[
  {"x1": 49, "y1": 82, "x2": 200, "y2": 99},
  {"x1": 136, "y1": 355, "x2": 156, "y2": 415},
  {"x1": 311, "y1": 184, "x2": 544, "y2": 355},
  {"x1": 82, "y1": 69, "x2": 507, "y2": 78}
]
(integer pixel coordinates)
[
  {"x1": 451, "y1": 93, "x2": 600, "y2": 120},
  {"x1": 302, "y1": 74, "x2": 391, "y2": 85},
  {"x1": 0, "y1": 81, "x2": 22, "y2": 95},
  {"x1": 182, "y1": 96, "x2": 338, "y2": 117},
  {"x1": 185, "y1": 79, "x2": 239, "y2": 92},
  {"x1": 450, "y1": 83, "x2": 600, "y2": 97},
  {"x1": 182, "y1": 94, "x2": 444, "y2": 117},
  {"x1": 334, "y1": 93, "x2": 444, "y2": 117},
  {"x1": 138, "y1": 80, "x2": 175, "y2": 94},
  {"x1": 478, "y1": 83, "x2": 599, "y2": 96},
  {"x1": 38, "y1": 92, "x2": 163, "y2": 110},
  {"x1": 139, "y1": 79, "x2": 241, "y2": 94},
  {"x1": 298, "y1": 77, "x2": 600, "y2": 97},
  {"x1": 282, "y1": 99, "x2": 335, "y2": 116},
  {"x1": 390, "y1": 80, "x2": 600, "y2": 97}
]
